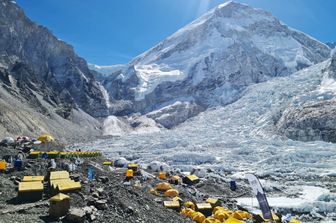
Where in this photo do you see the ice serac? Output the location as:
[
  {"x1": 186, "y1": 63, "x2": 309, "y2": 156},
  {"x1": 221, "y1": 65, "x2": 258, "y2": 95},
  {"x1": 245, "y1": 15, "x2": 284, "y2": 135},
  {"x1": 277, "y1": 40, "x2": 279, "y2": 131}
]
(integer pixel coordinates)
[
  {"x1": 101, "y1": 1, "x2": 330, "y2": 127},
  {"x1": 0, "y1": 0, "x2": 108, "y2": 140}
]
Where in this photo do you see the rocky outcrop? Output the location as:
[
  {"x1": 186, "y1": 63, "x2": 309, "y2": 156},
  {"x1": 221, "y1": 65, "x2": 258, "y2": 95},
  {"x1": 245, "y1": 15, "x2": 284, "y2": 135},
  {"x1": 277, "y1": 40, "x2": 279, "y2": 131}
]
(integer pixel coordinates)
[
  {"x1": 0, "y1": 0, "x2": 110, "y2": 140},
  {"x1": 277, "y1": 100, "x2": 336, "y2": 142},
  {"x1": 0, "y1": 0, "x2": 108, "y2": 118}
]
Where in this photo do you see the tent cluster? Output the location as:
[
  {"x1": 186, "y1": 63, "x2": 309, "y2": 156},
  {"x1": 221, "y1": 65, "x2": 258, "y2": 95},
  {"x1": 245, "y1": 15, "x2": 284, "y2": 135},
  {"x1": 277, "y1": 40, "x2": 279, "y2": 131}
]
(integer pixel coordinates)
[
  {"x1": 17, "y1": 170, "x2": 81, "y2": 202},
  {"x1": 0, "y1": 134, "x2": 57, "y2": 173},
  {"x1": 28, "y1": 151, "x2": 102, "y2": 159},
  {"x1": 141, "y1": 168, "x2": 302, "y2": 223},
  {"x1": 0, "y1": 134, "x2": 55, "y2": 147}
]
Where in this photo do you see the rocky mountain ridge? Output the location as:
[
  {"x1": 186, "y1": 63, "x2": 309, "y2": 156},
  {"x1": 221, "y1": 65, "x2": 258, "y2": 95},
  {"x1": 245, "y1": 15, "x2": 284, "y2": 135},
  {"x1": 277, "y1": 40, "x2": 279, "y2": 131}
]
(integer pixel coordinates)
[{"x1": 0, "y1": 0, "x2": 108, "y2": 141}]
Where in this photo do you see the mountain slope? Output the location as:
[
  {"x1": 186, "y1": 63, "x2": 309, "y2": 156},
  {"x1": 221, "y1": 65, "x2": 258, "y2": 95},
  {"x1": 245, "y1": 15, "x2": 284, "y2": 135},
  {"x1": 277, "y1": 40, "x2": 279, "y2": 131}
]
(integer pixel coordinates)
[
  {"x1": 100, "y1": 1, "x2": 330, "y2": 128},
  {"x1": 0, "y1": 0, "x2": 108, "y2": 140}
]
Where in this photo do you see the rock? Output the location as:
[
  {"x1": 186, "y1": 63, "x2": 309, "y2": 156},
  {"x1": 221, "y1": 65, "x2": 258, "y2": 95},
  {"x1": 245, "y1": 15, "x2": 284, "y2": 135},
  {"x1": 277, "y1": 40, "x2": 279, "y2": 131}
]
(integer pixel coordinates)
[
  {"x1": 14, "y1": 180, "x2": 20, "y2": 185},
  {"x1": 94, "y1": 200, "x2": 108, "y2": 210},
  {"x1": 154, "y1": 198, "x2": 162, "y2": 203},
  {"x1": 125, "y1": 206, "x2": 134, "y2": 215},
  {"x1": 92, "y1": 192, "x2": 99, "y2": 199},
  {"x1": 83, "y1": 206, "x2": 93, "y2": 215},
  {"x1": 123, "y1": 181, "x2": 131, "y2": 186},
  {"x1": 98, "y1": 176, "x2": 109, "y2": 183},
  {"x1": 86, "y1": 197, "x2": 96, "y2": 206},
  {"x1": 10, "y1": 176, "x2": 20, "y2": 182},
  {"x1": 71, "y1": 174, "x2": 81, "y2": 182},
  {"x1": 96, "y1": 187, "x2": 104, "y2": 196},
  {"x1": 90, "y1": 205, "x2": 98, "y2": 212},
  {"x1": 89, "y1": 214, "x2": 97, "y2": 221},
  {"x1": 0, "y1": 137, "x2": 15, "y2": 146},
  {"x1": 66, "y1": 208, "x2": 86, "y2": 223}
]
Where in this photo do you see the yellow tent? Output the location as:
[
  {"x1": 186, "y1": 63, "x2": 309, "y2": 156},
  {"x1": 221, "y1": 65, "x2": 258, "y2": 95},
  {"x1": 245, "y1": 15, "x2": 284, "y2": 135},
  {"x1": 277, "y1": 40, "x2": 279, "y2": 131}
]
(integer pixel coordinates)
[
  {"x1": 224, "y1": 216, "x2": 245, "y2": 223},
  {"x1": 49, "y1": 193, "x2": 70, "y2": 218},
  {"x1": 38, "y1": 134, "x2": 55, "y2": 142}
]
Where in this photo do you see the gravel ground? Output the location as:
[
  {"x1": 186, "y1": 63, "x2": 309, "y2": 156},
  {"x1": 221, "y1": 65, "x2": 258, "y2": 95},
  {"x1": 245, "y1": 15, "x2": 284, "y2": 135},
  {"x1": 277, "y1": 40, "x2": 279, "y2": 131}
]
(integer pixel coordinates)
[{"x1": 0, "y1": 145, "x2": 244, "y2": 223}]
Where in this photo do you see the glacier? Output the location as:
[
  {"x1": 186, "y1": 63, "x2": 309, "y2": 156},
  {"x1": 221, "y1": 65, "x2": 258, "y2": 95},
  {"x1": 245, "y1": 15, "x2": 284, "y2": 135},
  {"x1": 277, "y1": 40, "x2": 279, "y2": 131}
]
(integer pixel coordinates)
[
  {"x1": 71, "y1": 59, "x2": 336, "y2": 220},
  {"x1": 72, "y1": 60, "x2": 336, "y2": 175}
]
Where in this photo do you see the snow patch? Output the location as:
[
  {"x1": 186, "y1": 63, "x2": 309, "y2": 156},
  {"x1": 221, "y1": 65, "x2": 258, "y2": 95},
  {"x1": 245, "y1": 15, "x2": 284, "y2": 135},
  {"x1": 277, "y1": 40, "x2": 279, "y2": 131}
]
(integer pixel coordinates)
[
  {"x1": 103, "y1": 116, "x2": 128, "y2": 136},
  {"x1": 98, "y1": 84, "x2": 111, "y2": 108},
  {"x1": 237, "y1": 186, "x2": 334, "y2": 214}
]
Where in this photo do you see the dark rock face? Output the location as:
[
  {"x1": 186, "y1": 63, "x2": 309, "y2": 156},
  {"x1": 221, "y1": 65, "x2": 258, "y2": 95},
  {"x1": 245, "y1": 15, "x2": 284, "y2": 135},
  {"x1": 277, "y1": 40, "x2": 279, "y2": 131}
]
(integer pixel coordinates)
[
  {"x1": 0, "y1": 0, "x2": 108, "y2": 118},
  {"x1": 277, "y1": 100, "x2": 336, "y2": 143}
]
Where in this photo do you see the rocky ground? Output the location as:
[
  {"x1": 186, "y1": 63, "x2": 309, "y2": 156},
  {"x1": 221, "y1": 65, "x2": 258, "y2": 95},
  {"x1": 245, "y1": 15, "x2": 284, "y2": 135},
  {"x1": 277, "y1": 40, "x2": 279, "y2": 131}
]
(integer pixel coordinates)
[{"x1": 0, "y1": 144, "x2": 249, "y2": 223}]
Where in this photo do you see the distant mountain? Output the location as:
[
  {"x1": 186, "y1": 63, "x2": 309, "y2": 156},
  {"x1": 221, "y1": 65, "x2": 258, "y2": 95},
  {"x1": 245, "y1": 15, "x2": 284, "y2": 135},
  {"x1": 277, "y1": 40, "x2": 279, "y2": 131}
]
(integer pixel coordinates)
[
  {"x1": 326, "y1": 42, "x2": 336, "y2": 49},
  {"x1": 0, "y1": 0, "x2": 109, "y2": 140},
  {"x1": 89, "y1": 64, "x2": 126, "y2": 76},
  {"x1": 99, "y1": 1, "x2": 330, "y2": 128}
]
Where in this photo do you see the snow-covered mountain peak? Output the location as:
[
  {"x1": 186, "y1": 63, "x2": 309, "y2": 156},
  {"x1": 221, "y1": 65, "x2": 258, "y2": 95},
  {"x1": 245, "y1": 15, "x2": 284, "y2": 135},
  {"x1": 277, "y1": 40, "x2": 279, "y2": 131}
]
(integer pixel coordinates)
[
  {"x1": 133, "y1": 1, "x2": 278, "y2": 66},
  {"x1": 214, "y1": 0, "x2": 272, "y2": 18},
  {"x1": 100, "y1": 1, "x2": 330, "y2": 127}
]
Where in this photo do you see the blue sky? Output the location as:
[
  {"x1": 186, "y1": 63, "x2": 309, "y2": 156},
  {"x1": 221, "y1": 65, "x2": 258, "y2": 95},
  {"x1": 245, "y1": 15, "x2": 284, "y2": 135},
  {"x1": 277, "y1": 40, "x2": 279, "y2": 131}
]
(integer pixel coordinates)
[{"x1": 16, "y1": 0, "x2": 335, "y2": 65}]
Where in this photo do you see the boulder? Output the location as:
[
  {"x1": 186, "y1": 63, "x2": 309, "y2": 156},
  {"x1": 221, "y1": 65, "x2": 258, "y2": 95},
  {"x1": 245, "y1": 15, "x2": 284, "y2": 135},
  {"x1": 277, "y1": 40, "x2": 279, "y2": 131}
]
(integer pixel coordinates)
[
  {"x1": 0, "y1": 137, "x2": 15, "y2": 146},
  {"x1": 98, "y1": 176, "x2": 109, "y2": 183},
  {"x1": 66, "y1": 208, "x2": 86, "y2": 223},
  {"x1": 94, "y1": 200, "x2": 108, "y2": 210}
]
